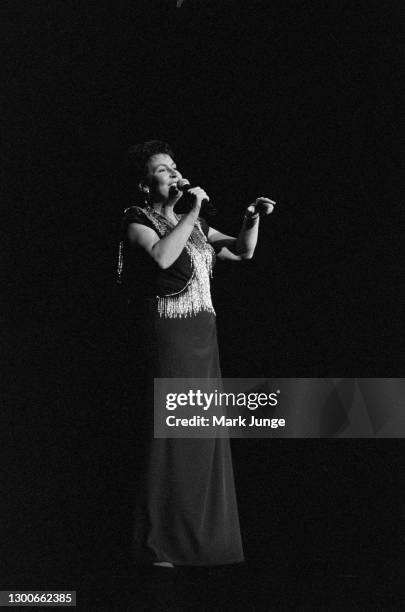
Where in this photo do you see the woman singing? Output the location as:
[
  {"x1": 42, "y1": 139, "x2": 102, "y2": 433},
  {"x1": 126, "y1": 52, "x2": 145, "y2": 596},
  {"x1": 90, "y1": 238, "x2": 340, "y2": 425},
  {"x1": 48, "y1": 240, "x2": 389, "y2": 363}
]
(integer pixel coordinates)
[{"x1": 117, "y1": 140, "x2": 275, "y2": 568}]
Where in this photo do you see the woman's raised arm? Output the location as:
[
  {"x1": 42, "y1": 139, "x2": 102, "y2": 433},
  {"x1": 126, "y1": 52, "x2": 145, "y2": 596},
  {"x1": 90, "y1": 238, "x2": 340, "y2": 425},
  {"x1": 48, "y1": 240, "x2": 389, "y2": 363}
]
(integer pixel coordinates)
[{"x1": 208, "y1": 196, "x2": 275, "y2": 261}]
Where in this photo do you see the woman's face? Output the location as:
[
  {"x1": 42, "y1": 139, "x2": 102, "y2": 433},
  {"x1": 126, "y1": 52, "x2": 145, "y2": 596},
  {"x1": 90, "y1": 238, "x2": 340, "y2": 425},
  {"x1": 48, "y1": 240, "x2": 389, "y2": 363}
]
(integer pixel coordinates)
[{"x1": 143, "y1": 153, "x2": 182, "y2": 202}]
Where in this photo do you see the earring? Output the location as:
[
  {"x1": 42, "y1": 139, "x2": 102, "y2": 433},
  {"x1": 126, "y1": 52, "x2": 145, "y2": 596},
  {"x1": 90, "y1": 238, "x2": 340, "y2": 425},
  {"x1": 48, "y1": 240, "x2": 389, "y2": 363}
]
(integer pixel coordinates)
[
  {"x1": 144, "y1": 188, "x2": 150, "y2": 207},
  {"x1": 139, "y1": 186, "x2": 150, "y2": 207}
]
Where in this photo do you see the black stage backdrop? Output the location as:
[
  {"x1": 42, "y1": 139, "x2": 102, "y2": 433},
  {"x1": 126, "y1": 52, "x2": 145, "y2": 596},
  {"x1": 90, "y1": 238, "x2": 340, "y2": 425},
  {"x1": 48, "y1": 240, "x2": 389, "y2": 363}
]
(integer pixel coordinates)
[{"x1": 3, "y1": 1, "x2": 403, "y2": 608}]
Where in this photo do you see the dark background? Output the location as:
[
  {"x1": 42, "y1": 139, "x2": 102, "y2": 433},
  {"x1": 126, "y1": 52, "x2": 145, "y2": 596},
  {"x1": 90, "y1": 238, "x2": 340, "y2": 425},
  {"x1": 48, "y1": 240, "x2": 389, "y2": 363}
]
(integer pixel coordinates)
[{"x1": 3, "y1": 1, "x2": 403, "y2": 608}]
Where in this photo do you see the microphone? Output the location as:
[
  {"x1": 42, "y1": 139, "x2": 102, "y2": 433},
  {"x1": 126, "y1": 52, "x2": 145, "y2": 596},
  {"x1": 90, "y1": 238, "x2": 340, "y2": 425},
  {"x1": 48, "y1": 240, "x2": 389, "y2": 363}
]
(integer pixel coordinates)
[{"x1": 174, "y1": 178, "x2": 216, "y2": 215}]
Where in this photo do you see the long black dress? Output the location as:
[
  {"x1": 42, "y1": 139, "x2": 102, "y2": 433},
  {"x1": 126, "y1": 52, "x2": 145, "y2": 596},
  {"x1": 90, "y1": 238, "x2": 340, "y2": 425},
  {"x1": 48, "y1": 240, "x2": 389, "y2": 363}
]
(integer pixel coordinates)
[{"x1": 119, "y1": 205, "x2": 244, "y2": 566}]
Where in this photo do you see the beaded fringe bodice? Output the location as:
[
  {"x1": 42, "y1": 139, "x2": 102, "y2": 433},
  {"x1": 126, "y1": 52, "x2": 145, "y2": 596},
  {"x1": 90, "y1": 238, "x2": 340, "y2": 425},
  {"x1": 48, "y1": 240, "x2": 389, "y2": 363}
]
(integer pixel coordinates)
[{"x1": 117, "y1": 206, "x2": 216, "y2": 319}]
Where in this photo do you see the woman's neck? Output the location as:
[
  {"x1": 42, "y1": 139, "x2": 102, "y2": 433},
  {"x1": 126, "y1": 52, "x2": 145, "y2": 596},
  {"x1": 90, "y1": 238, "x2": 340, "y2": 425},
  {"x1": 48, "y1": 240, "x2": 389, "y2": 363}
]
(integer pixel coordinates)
[{"x1": 150, "y1": 201, "x2": 178, "y2": 223}]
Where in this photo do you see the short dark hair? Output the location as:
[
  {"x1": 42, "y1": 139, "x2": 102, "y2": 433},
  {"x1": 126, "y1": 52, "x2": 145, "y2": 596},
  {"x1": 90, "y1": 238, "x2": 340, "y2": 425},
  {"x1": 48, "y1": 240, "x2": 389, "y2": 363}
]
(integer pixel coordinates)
[{"x1": 127, "y1": 140, "x2": 174, "y2": 186}]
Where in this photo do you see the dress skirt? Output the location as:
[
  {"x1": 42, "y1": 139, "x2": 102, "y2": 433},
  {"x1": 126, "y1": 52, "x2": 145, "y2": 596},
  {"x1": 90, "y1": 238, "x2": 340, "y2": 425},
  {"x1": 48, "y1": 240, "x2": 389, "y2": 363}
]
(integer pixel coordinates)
[{"x1": 130, "y1": 299, "x2": 244, "y2": 566}]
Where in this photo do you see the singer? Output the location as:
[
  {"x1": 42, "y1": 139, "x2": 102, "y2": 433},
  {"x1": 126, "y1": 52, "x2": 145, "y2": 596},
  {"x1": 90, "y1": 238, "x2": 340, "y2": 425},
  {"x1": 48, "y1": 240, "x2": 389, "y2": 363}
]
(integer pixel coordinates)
[{"x1": 117, "y1": 140, "x2": 274, "y2": 568}]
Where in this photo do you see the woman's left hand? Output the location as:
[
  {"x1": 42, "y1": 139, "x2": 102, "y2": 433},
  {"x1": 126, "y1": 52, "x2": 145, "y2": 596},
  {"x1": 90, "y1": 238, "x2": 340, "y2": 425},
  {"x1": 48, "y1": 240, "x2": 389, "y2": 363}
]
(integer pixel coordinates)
[{"x1": 246, "y1": 197, "x2": 276, "y2": 218}]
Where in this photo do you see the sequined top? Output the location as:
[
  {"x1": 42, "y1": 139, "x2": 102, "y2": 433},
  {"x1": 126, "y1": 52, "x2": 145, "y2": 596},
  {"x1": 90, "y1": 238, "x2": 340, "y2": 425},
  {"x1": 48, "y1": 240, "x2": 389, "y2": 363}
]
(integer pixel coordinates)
[{"x1": 118, "y1": 206, "x2": 216, "y2": 318}]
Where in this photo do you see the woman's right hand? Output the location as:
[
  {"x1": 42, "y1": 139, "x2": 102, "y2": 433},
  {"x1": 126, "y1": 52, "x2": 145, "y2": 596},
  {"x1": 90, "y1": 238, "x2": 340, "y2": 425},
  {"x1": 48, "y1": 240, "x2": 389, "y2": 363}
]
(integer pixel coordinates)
[{"x1": 185, "y1": 186, "x2": 209, "y2": 217}]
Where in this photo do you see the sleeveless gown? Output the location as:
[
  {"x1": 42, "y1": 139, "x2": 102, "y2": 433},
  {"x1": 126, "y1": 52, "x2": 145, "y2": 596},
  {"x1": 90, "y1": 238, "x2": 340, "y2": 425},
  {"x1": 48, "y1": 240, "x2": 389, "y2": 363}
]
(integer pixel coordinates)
[{"x1": 119, "y1": 205, "x2": 244, "y2": 566}]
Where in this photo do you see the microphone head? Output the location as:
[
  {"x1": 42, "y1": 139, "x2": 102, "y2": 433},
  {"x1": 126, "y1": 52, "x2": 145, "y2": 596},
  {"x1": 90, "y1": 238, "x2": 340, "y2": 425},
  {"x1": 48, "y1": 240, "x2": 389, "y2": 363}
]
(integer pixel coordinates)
[{"x1": 176, "y1": 178, "x2": 191, "y2": 191}]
